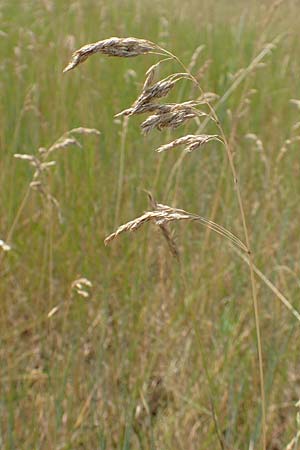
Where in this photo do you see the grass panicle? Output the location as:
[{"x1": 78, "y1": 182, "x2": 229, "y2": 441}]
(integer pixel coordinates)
[
  {"x1": 64, "y1": 34, "x2": 270, "y2": 448},
  {"x1": 105, "y1": 200, "x2": 248, "y2": 253},
  {"x1": 156, "y1": 134, "x2": 222, "y2": 152},
  {"x1": 63, "y1": 37, "x2": 159, "y2": 73},
  {"x1": 3, "y1": 3, "x2": 298, "y2": 447}
]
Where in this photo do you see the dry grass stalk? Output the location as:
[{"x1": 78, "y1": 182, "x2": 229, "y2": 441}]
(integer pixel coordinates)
[
  {"x1": 231, "y1": 246, "x2": 300, "y2": 323},
  {"x1": 156, "y1": 134, "x2": 222, "y2": 153},
  {"x1": 63, "y1": 37, "x2": 158, "y2": 73},
  {"x1": 158, "y1": 225, "x2": 179, "y2": 260}
]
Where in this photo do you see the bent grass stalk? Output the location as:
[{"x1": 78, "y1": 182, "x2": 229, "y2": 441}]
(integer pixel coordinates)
[
  {"x1": 62, "y1": 35, "x2": 297, "y2": 448},
  {"x1": 114, "y1": 116, "x2": 129, "y2": 227}
]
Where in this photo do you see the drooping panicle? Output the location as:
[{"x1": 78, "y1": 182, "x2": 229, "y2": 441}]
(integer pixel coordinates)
[
  {"x1": 156, "y1": 134, "x2": 222, "y2": 152},
  {"x1": 116, "y1": 73, "x2": 191, "y2": 117},
  {"x1": 104, "y1": 201, "x2": 248, "y2": 253},
  {"x1": 63, "y1": 37, "x2": 158, "y2": 72}
]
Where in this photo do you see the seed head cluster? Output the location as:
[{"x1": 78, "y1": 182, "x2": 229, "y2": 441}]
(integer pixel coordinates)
[
  {"x1": 63, "y1": 37, "x2": 232, "y2": 254},
  {"x1": 63, "y1": 37, "x2": 157, "y2": 72}
]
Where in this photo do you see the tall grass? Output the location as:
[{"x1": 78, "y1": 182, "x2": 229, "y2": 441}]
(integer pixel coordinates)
[{"x1": 1, "y1": 0, "x2": 300, "y2": 449}]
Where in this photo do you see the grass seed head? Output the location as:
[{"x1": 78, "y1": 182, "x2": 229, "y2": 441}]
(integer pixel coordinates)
[
  {"x1": 48, "y1": 137, "x2": 82, "y2": 155},
  {"x1": 104, "y1": 207, "x2": 193, "y2": 246},
  {"x1": 63, "y1": 37, "x2": 157, "y2": 72},
  {"x1": 156, "y1": 134, "x2": 222, "y2": 152},
  {"x1": 141, "y1": 109, "x2": 198, "y2": 134},
  {"x1": 68, "y1": 127, "x2": 101, "y2": 136},
  {"x1": 116, "y1": 79, "x2": 177, "y2": 117}
]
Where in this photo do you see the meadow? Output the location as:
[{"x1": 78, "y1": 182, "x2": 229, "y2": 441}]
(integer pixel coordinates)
[{"x1": 1, "y1": 0, "x2": 300, "y2": 448}]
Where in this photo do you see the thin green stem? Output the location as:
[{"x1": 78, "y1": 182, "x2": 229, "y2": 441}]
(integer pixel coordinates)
[{"x1": 114, "y1": 116, "x2": 129, "y2": 227}]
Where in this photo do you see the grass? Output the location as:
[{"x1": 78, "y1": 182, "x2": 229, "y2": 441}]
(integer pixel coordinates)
[{"x1": 1, "y1": 0, "x2": 300, "y2": 448}]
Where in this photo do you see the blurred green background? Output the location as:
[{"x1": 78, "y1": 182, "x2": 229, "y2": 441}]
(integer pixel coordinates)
[{"x1": 1, "y1": 0, "x2": 300, "y2": 448}]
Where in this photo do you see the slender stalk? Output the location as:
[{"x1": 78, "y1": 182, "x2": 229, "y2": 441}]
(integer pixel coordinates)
[
  {"x1": 231, "y1": 246, "x2": 300, "y2": 323},
  {"x1": 5, "y1": 187, "x2": 31, "y2": 245},
  {"x1": 114, "y1": 116, "x2": 129, "y2": 227},
  {"x1": 158, "y1": 46, "x2": 267, "y2": 449},
  {"x1": 47, "y1": 202, "x2": 54, "y2": 303}
]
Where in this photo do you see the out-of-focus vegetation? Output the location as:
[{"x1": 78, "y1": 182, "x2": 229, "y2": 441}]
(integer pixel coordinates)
[{"x1": 1, "y1": 0, "x2": 300, "y2": 448}]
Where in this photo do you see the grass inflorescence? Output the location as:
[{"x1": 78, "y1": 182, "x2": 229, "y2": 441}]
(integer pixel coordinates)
[{"x1": 1, "y1": 1, "x2": 300, "y2": 449}]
